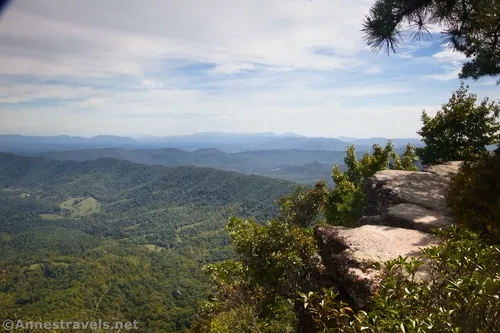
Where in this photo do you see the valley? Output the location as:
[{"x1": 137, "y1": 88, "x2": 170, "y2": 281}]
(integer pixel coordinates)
[{"x1": 0, "y1": 152, "x2": 296, "y2": 331}]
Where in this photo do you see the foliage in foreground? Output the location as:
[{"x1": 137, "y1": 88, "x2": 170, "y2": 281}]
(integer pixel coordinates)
[
  {"x1": 192, "y1": 138, "x2": 498, "y2": 332},
  {"x1": 190, "y1": 217, "x2": 318, "y2": 332},
  {"x1": 416, "y1": 83, "x2": 500, "y2": 165},
  {"x1": 194, "y1": 219, "x2": 500, "y2": 333},
  {"x1": 301, "y1": 227, "x2": 500, "y2": 332},
  {"x1": 362, "y1": 0, "x2": 500, "y2": 81},
  {"x1": 447, "y1": 152, "x2": 500, "y2": 243},
  {"x1": 190, "y1": 143, "x2": 421, "y2": 332}
]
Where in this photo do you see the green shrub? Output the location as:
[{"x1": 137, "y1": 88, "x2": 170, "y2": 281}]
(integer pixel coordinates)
[
  {"x1": 298, "y1": 288, "x2": 354, "y2": 331},
  {"x1": 277, "y1": 181, "x2": 328, "y2": 228},
  {"x1": 190, "y1": 217, "x2": 317, "y2": 332},
  {"x1": 226, "y1": 217, "x2": 320, "y2": 299},
  {"x1": 324, "y1": 142, "x2": 417, "y2": 226},
  {"x1": 447, "y1": 153, "x2": 500, "y2": 243}
]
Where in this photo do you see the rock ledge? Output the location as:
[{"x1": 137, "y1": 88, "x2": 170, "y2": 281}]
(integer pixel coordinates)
[{"x1": 315, "y1": 162, "x2": 461, "y2": 308}]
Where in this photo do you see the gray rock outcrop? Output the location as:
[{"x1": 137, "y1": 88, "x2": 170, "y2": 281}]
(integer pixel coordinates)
[
  {"x1": 314, "y1": 162, "x2": 461, "y2": 309},
  {"x1": 361, "y1": 161, "x2": 461, "y2": 231}
]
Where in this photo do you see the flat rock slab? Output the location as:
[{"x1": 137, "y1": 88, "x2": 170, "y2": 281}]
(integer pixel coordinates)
[
  {"x1": 424, "y1": 162, "x2": 462, "y2": 179},
  {"x1": 315, "y1": 225, "x2": 440, "y2": 308},
  {"x1": 386, "y1": 203, "x2": 454, "y2": 232},
  {"x1": 364, "y1": 162, "x2": 461, "y2": 218},
  {"x1": 318, "y1": 224, "x2": 440, "y2": 263},
  {"x1": 367, "y1": 170, "x2": 450, "y2": 214}
]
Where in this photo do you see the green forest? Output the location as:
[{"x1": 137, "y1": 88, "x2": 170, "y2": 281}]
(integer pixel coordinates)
[{"x1": 0, "y1": 153, "x2": 296, "y2": 332}]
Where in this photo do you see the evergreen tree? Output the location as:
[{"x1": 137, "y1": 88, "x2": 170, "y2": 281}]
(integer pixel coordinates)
[{"x1": 362, "y1": 0, "x2": 500, "y2": 81}]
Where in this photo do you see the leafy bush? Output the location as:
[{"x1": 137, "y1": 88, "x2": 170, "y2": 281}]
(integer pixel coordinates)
[
  {"x1": 300, "y1": 227, "x2": 500, "y2": 332},
  {"x1": 190, "y1": 216, "x2": 318, "y2": 332},
  {"x1": 298, "y1": 288, "x2": 354, "y2": 331},
  {"x1": 417, "y1": 83, "x2": 500, "y2": 165},
  {"x1": 190, "y1": 260, "x2": 268, "y2": 333},
  {"x1": 226, "y1": 217, "x2": 320, "y2": 298},
  {"x1": 447, "y1": 152, "x2": 500, "y2": 243},
  {"x1": 277, "y1": 181, "x2": 328, "y2": 228},
  {"x1": 324, "y1": 142, "x2": 417, "y2": 226}
]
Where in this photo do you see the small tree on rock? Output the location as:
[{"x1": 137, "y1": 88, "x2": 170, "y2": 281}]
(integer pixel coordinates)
[{"x1": 324, "y1": 142, "x2": 418, "y2": 226}]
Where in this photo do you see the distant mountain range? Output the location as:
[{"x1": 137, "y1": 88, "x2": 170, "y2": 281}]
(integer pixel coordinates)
[{"x1": 0, "y1": 133, "x2": 423, "y2": 153}]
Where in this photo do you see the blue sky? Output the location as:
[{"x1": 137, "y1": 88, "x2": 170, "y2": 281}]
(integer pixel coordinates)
[{"x1": 0, "y1": 0, "x2": 498, "y2": 138}]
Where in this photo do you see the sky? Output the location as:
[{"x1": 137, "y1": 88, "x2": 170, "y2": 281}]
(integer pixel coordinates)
[{"x1": 0, "y1": 0, "x2": 498, "y2": 138}]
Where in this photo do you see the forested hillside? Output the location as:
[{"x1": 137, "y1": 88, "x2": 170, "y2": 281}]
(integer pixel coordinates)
[
  {"x1": 0, "y1": 152, "x2": 296, "y2": 332},
  {"x1": 35, "y1": 148, "x2": 344, "y2": 184}
]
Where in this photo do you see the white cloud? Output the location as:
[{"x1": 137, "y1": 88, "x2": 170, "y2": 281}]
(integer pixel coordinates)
[
  {"x1": 394, "y1": 52, "x2": 412, "y2": 59},
  {"x1": 208, "y1": 63, "x2": 257, "y2": 75},
  {"x1": 432, "y1": 49, "x2": 467, "y2": 62},
  {"x1": 0, "y1": 79, "x2": 420, "y2": 138},
  {"x1": 0, "y1": 0, "x2": 498, "y2": 137},
  {"x1": 0, "y1": 84, "x2": 105, "y2": 103},
  {"x1": 476, "y1": 80, "x2": 499, "y2": 87},
  {"x1": 141, "y1": 80, "x2": 164, "y2": 89},
  {"x1": 422, "y1": 47, "x2": 467, "y2": 81},
  {"x1": 365, "y1": 65, "x2": 383, "y2": 75},
  {"x1": 0, "y1": 0, "x2": 374, "y2": 79},
  {"x1": 422, "y1": 66, "x2": 461, "y2": 81},
  {"x1": 0, "y1": 89, "x2": 438, "y2": 138}
]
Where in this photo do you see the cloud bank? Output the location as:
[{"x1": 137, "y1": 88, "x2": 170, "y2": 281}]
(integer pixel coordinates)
[{"x1": 0, "y1": 0, "x2": 497, "y2": 137}]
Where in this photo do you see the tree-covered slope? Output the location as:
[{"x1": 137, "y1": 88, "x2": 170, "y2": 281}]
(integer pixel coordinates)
[{"x1": 0, "y1": 152, "x2": 296, "y2": 332}]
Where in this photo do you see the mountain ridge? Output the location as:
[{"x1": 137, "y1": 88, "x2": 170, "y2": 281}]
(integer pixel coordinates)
[
  {"x1": 33, "y1": 148, "x2": 348, "y2": 184},
  {"x1": 0, "y1": 133, "x2": 423, "y2": 153}
]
